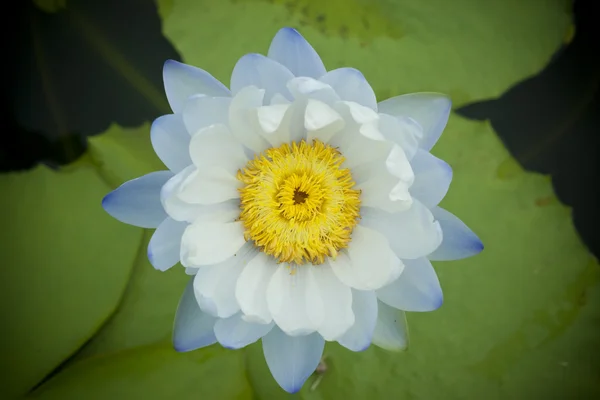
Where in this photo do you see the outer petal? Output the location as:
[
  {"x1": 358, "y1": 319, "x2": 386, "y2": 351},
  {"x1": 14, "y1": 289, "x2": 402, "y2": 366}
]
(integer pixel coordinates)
[
  {"x1": 163, "y1": 59, "x2": 230, "y2": 113},
  {"x1": 287, "y1": 77, "x2": 340, "y2": 104},
  {"x1": 329, "y1": 225, "x2": 404, "y2": 291},
  {"x1": 267, "y1": 264, "x2": 324, "y2": 336},
  {"x1": 173, "y1": 277, "x2": 217, "y2": 352},
  {"x1": 214, "y1": 313, "x2": 274, "y2": 349},
  {"x1": 376, "y1": 257, "x2": 443, "y2": 312},
  {"x1": 193, "y1": 243, "x2": 257, "y2": 318},
  {"x1": 236, "y1": 252, "x2": 278, "y2": 324},
  {"x1": 337, "y1": 289, "x2": 378, "y2": 351},
  {"x1": 176, "y1": 166, "x2": 240, "y2": 205},
  {"x1": 180, "y1": 221, "x2": 246, "y2": 266},
  {"x1": 409, "y1": 149, "x2": 453, "y2": 208},
  {"x1": 267, "y1": 27, "x2": 327, "y2": 79},
  {"x1": 262, "y1": 327, "x2": 325, "y2": 394},
  {"x1": 360, "y1": 200, "x2": 443, "y2": 259},
  {"x1": 150, "y1": 114, "x2": 192, "y2": 173},
  {"x1": 428, "y1": 207, "x2": 484, "y2": 261},
  {"x1": 372, "y1": 301, "x2": 408, "y2": 351},
  {"x1": 230, "y1": 53, "x2": 294, "y2": 101},
  {"x1": 377, "y1": 93, "x2": 451, "y2": 151},
  {"x1": 229, "y1": 86, "x2": 270, "y2": 154},
  {"x1": 320, "y1": 68, "x2": 377, "y2": 110},
  {"x1": 147, "y1": 217, "x2": 187, "y2": 271},
  {"x1": 378, "y1": 113, "x2": 421, "y2": 160},
  {"x1": 182, "y1": 95, "x2": 231, "y2": 136},
  {"x1": 102, "y1": 171, "x2": 172, "y2": 228},
  {"x1": 312, "y1": 265, "x2": 354, "y2": 340}
]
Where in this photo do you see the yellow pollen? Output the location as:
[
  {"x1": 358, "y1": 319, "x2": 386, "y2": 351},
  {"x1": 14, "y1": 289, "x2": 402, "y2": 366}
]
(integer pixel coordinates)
[{"x1": 237, "y1": 139, "x2": 361, "y2": 265}]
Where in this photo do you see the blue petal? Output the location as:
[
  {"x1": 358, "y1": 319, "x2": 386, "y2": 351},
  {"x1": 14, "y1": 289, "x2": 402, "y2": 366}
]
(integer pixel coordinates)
[
  {"x1": 230, "y1": 53, "x2": 294, "y2": 101},
  {"x1": 267, "y1": 28, "x2": 327, "y2": 79},
  {"x1": 320, "y1": 68, "x2": 377, "y2": 110},
  {"x1": 172, "y1": 277, "x2": 217, "y2": 352},
  {"x1": 428, "y1": 206, "x2": 484, "y2": 261},
  {"x1": 376, "y1": 257, "x2": 443, "y2": 312},
  {"x1": 372, "y1": 301, "x2": 408, "y2": 351},
  {"x1": 102, "y1": 171, "x2": 172, "y2": 228},
  {"x1": 150, "y1": 114, "x2": 192, "y2": 173},
  {"x1": 377, "y1": 93, "x2": 451, "y2": 151},
  {"x1": 163, "y1": 60, "x2": 230, "y2": 113},
  {"x1": 147, "y1": 217, "x2": 187, "y2": 271},
  {"x1": 214, "y1": 313, "x2": 274, "y2": 349},
  {"x1": 337, "y1": 289, "x2": 378, "y2": 352},
  {"x1": 409, "y1": 149, "x2": 453, "y2": 208},
  {"x1": 262, "y1": 327, "x2": 325, "y2": 394}
]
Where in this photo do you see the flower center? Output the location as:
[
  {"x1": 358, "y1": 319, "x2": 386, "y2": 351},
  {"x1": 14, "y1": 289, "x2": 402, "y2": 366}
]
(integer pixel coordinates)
[{"x1": 237, "y1": 139, "x2": 361, "y2": 265}]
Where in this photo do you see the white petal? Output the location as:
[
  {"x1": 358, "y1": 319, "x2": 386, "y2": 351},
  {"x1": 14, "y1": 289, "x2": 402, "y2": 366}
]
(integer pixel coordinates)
[
  {"x1": 185, "y1": 267, "x2": 199, "y2": 275},
  {"x1": 409, "y1": 149, "x2": 452, "y2": 208},
  {"x1": 428, "y1": 207, "x2": 484, "y2": 261},
  {"x1": 150, "y1": 114, "x2": 192, "y2": 173},
  {"x1": 377, "y1": 93, "x2": 451, "y2": 151},
  {"x1": 312, "y1": 265, "x2": 354, "y2": 340},
  {"x1": 180, "y1": 221, "x2": 246, "y2": 266},
  {"x1": 214, "y1": 313, "x2": 274, "y2": 349},
  {"x1": 270, "y1": 93, "x2": 291, "y2": 105},
  {"x1": 182, "y1": 95, "x2": 231, "y2": 136},
  {"x1": 163, "y1": 60, "x2": 230, "y2": 113},
  {"x1": 193, "y1": 243, "x2": 257, "y2": 318},
  {"x1": 102, "y1": 171, "x2": 172, "y2": 228},
  {"x1": 176, "y1": 166, "x2": 240, "y2": 205},
  {"x1": 360, "y1": 200, "x2": 443, "y2": 259},
  {"x1": 378, "y1": 113, "x2": 421, "y2": 160},
  {"x1": 329, "y1": 225, "x2": 404, "y2": 291},
  {"x1": 172, "y1": 278, "x2": 217, "y2": 352},
  {"x1": 147, "y1": 217, "x2": 187, "y2": 271},
  {"x1": 255, "y1": 103, "x2": 292, "y2": 146},
  {"x1": 161, "y1": 167, "x2": 241, "y2": 222},
  {"x1": 262, "y1": 327, "x2": 325, "y2": 394},
  {"x1": 188, "y1": 124, "x2": 248, "y2": 170},
  {"x1": 337, "y1": 289, "x2": 378, "y2": 351},
  {"x1": 287, "y1": 77, "x2": 340, "y2": 104},
  {"x1": 372, "y1": 301, "x2": 408, "y2": 351},
  {"x1": 320, "y1": 68, "x2": 377, "y2": 110},
  {"x1": 305, "y1": 99, "x2": 345, "y2": 143},
  {"x1": 377, "y1": 257, "x2": 443, "y2": 312},
  {"x1": 236, "y1": 252, "x2": 278, "y2": 324},
  {"x1": 267, "y1": 27, "x2": 327, "y2": 79},
  {"x1": 229, "y1": 86, "x2": 270, "y2": 154},
  {"x1": 267, "y1": 264, "x2": 324, "y2": 336},
  {"x1": 230, "y1": 53, "x2": 294, "y2": 100}
]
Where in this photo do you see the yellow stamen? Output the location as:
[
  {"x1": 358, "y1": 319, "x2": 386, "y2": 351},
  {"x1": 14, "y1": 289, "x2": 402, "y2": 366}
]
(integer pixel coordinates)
[{"x1": 237, "y1": 139, "x2": 361, "y2": 265}]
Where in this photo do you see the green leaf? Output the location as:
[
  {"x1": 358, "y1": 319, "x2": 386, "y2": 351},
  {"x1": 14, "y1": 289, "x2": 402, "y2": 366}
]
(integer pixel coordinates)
[
  {"x1": 88, "y1": 123, "x2": 166, "y2": 188},
  {"x1": 27, "y1": 343, "x2": 253, "y2": 400},
  {"x1": 245, "y1": 115, "x2": 600, "y2": 399},
  {"x1": 160, "y1": 0, "x2": 570, "y2": 107},
  {"x1": 0, "y1": 163, "x2": 141, "y2": 398},
  {"x1": 75, "y1": 230, "x2": 189, "y2": 358}
]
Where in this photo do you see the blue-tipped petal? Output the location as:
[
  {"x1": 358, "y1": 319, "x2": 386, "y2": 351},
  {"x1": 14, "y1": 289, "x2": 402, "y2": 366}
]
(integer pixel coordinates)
[
  {"x1": 102, "y1": 171, "x2": 172, "y2": 228},
  {"x1": 214, "y1": 313, "x2": 274, "y2": 349},
  {"x1": 182, "y1": 95, "x2": 231, "y2": 136},
  {"x1": 320, "y1": 68, "x2": 378, "y2": 111},
  {"x1": 372, "y1": 301, "x2": 408, "y2": 351},
  {"x1": 377, "y1": 93, "x2": 451, "y2": 151},
  {"x1": 230, "y1": 53, "x2": 294, "y2": 101},
  {"x1": 262, "y1": 327, "x2": 325, "y2": 394},
  {"x1": 163, "y1": 60, "x2": 230, "y2": 113},
  {"x1": 409, "y1": 149, "x2": 453, "y2": 208},
  {"x1": 173, "y1": 277, "x2": 217, "y2": 352},
  {"x1": 376, "y1": 257, "x2": 443, "y2": 312},
  {"x1": 147, "y1": 217, "x2": 187, "y2": 271},
  {"x1": 267, "y1": 27, "x2": 327, "y2": 79},
  {"x1": 428, "y1": 206, "x2": 484, "y2": 261},
  {"x1": 337, "y1": 289, "x2": 378, "y2": 352},
  {"x1": 150, "y1": 114, "x2": 192, "y2": 173}
]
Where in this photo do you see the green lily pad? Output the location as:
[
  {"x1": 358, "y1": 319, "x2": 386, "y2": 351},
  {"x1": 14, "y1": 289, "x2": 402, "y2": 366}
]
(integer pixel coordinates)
[
  {"x1": 161, "y1": 0, "x2": 570, "y2": 107},
  {"x1": 0, "y1": 163, "x2": 141, "y2": 398},
  {"x1": 27, "y1": 343, "x2": 253, "y2": 400},
  {"x1": 244, "y1": 115, "x2": 600, "y2": 399},
  {"x1": 88, "y1": 123, "x2": 166, "y2": 188}
]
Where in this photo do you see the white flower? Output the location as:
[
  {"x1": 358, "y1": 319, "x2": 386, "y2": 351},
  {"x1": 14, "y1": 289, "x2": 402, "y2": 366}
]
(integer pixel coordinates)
[{"x1": 102, "y1": 27, "x2": 483, "y2": 393}]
